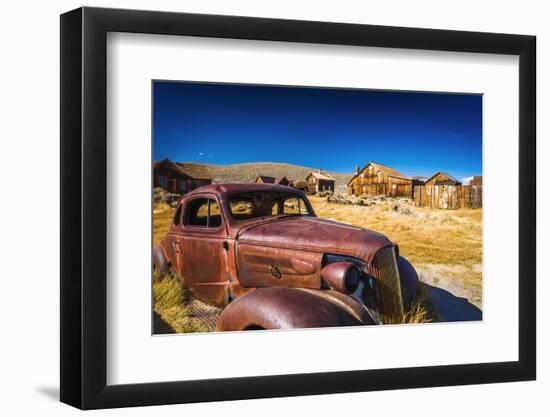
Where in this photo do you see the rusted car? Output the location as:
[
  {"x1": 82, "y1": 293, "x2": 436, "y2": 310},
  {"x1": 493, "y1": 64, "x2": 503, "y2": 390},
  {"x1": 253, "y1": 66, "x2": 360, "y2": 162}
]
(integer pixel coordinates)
[{"x1": 154, "y1": 183, "x2": 419, "y2": 330}]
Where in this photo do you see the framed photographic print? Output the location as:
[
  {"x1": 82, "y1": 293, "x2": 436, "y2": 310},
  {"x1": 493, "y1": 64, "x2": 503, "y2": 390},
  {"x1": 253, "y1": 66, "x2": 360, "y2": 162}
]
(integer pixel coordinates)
[{"x1": 60, "y1": 6, "x2": 536, "y2": 409}]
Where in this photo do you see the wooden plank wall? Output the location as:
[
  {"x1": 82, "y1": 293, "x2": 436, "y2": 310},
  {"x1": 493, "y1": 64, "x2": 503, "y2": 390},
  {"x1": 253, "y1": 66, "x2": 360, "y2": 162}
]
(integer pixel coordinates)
[
  {"x1": 414, "y1": 185, "x2": 482, "y2": 209},
  {"x1": 349, "y1": 174, "x2": 414, "y2": 198},
  {"x1": 392, "y1": 183, "x2": 412, "y2": 197},
  {"x1": 360, "y1": 184, "x2": 386, "y2": 196}
]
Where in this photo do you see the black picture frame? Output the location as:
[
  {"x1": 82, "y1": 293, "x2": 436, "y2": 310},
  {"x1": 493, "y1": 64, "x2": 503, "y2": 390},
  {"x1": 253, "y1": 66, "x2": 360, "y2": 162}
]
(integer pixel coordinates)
[{"x1": 60, "y1": 6, "x2": 536, "y2": 410}]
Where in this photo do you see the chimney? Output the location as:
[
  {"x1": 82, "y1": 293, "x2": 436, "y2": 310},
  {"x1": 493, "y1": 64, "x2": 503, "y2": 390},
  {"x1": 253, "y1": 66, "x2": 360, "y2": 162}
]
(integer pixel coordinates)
[{"x1": 355, "y1": 165, "x2": 360, "y2": 175}]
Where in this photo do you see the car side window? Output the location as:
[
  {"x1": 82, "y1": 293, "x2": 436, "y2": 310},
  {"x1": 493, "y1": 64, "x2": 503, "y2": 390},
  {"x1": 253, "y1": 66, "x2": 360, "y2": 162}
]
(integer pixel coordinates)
[
  {"x1": 172, "y1": 203, "x2": 182, "y2": 225},
  {"x1": 283, "y1": 197, "x2": 309, "y2": 215},
  {"x1": 185, "y1": 198, "x2": 222, "y2": 228}
]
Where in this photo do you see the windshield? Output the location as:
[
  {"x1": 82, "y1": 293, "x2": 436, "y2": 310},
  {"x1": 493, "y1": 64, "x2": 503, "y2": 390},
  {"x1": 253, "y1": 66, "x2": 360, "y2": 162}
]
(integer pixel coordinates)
[{"x1": 228, "y1": 191, "x2": 312, "y2": 221}]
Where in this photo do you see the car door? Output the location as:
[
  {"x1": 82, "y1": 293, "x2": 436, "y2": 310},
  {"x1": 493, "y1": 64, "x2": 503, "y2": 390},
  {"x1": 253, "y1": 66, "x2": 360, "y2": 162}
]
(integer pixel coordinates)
[{"x1": 179, "y1": 195, "x2": 229, "y2": 307}]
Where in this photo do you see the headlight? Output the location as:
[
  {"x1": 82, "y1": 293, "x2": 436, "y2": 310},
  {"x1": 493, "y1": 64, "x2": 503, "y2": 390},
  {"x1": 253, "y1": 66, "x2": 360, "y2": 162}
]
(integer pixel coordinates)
[
  {"x1": 320, "y1": 262, "x2": 360, "y2": 294},
  {"x1": 343, "y1": 265, "x2": 360, "y2": 292}
]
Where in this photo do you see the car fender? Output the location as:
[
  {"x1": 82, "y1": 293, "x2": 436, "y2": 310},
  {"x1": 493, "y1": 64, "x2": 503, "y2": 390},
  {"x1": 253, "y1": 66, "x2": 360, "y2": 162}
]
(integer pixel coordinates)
[
  {"x1": 152, "y1": 245, "x2": 170, "y2": 275},
  {"x1": 216, "y1": 287, "x2": 373, "y2": 331},
  {"x1": 397, "y1": 255, "x2": 420, "y2": 308}
]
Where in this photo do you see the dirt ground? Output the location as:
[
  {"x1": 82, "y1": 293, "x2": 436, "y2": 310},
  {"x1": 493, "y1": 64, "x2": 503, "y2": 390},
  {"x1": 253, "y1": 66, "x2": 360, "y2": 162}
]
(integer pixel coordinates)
[{"x1": 153, "y1": 194, "x2": 482, "y2": 332}]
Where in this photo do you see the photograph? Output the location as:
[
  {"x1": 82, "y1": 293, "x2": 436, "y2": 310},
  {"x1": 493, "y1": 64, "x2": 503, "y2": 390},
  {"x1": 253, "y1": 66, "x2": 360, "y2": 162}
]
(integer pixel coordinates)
[
  {"x1": 151, "y1": 81, "x2": 483, "y2": 334},
  {"x1": 53, "y1": 4, "x2": 538, "y2": 411}
]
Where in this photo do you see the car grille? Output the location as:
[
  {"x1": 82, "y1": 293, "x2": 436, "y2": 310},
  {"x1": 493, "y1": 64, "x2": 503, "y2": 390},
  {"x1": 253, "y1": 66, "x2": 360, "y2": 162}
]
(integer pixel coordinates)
[{"x1": 369, "y1": 246, "x2": 404, "y2": 324}]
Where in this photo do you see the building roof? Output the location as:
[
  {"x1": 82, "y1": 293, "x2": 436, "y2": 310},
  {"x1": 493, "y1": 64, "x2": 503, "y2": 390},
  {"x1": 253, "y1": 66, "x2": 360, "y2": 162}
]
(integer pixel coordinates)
[
  {"x1": 154, "y1": 159, "x2": 213, "y2": 180},
  {"x1": 470, "y1": 175, "x2": 482, "y2": 185},
  {"x1": 256, "y1": 175, "x2": 276, "y2": 183},
  {"x1": 347, "y1": 162, "x2": 411, "y2": 185},
  {"x1": 306, "y1": 171, "x2": 335, "y2": 181},
  {"x1": 369, "y1": 162, "x2": 408, "y2": 178},
  {"x1": 424, "y1": 171, "x2": 462, "y2": 185},
  {"x1": 256, "y1": 175, "x2": 290, "y2": 185},
  {"x1": 153, "y1": 159, "x2": 184, "y2": 175},
  {"x1": 292, "y1": 180, "x2": 308, "y2": 188},
  {"x1": 175, "y1": 162, "x2": 213, "y2": 180},
  {"x1": 153, "y1": 159, "x2": 213, "y2": 180}
]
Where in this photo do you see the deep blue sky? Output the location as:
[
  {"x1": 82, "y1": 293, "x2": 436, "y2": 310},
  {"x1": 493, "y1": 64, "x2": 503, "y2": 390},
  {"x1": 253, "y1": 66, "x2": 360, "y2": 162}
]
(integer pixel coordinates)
[{"x1": 153, "y1": 81, "x2": 482, "y2": 179}]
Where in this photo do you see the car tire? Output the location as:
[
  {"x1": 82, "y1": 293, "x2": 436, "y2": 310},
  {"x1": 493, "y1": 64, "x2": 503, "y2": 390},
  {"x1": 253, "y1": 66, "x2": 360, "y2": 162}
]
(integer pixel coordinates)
[{"x1": 243, "y1": 325, "x2": 265, "y2": 331}]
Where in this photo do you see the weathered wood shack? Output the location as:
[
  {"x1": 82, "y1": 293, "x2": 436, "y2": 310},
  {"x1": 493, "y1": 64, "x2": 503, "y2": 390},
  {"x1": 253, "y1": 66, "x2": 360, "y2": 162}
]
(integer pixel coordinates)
[
  {"x1": 255, "y1": 175, "x2": 291, "y2": 186},
  {"x1": 153, "y1": 159, "x2": 212, "y2": 194},
  {"x1": 305, "y1": 171, "x2": 335, "y2": 193},
  {"x1": 291, "y1": 180, "x2": 308, "y2": 192},
  {"x1": 424, "y1": 171, "x2": 462, "y2": 186},
  {"x1": 415, "y1": 185, "x2": 482, "y2": 209},
  {"x1": 347, "y1": 162, "x2": 421, "y2": 198},
  {"x1": 470, "y1": 176, "x2": 482, "y2": 186},
  {"x1": 414, "y1": 171, "x2": 483, "y2": 209}
]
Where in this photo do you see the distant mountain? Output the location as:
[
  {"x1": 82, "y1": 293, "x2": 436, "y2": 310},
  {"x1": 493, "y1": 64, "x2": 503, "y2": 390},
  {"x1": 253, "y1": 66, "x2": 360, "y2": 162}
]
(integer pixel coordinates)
[{"x1": 177, "y1": 161, "x2": 352, "y2": 193}]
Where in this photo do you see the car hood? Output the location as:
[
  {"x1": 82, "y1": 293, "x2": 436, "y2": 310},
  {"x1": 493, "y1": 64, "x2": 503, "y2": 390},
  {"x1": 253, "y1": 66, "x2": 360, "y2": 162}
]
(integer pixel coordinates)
[{"x1": 236, "y1": 216, "x2": 393, "y2": 265}]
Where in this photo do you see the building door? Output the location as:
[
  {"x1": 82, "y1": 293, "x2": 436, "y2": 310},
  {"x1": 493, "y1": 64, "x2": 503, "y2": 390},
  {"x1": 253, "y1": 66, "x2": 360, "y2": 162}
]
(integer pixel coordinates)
[
  {"x1": 438, "y1": 185, "x2": 449, "y2": 209},
  {"x1": 158, "y1": 176, "x2": 168, "y2": 189},
  {"x1": 168, "y1": 179, "x2": 177, "y2": 193}
]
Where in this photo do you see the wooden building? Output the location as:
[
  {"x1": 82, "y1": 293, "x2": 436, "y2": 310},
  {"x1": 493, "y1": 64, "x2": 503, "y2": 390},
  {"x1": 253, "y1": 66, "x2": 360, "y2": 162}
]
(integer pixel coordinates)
[
  {"x1": 469, "y1": 176, "x2": 482, "y2": 186},
  {"x1": 153, "y1": 159, "x2": 212, "y2": 194},
  {"x1": 424, "y1": 171, "x2": 462, "y2": 186},
  {"x1": 255, "y1": 175, "x2": 291, "y2": 186},
  {"x1": 347, "y1": 162, "x2": 420, "y2": 198},
  {"x1": 415, "y1": 184, "x2": 482, "y2": 209},
  {"x1": 291, "y1": 180, "x2": 308, "y2": 192},
  {"x1": 305, "y1": 171, "x2": 335, "y2": 193},
  {"x1": 414, "y1": 173, "x2": 482, "y2": 209},
  {"x1": 413, "y1": 176, "x2": 428, "y2": 184}
]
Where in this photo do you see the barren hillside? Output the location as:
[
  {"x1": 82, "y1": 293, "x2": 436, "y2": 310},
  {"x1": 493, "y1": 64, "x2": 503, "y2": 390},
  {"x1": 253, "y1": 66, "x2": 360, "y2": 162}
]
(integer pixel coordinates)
[{"x1": 178, "y1": 161, "x2": 353, "y2": 193}]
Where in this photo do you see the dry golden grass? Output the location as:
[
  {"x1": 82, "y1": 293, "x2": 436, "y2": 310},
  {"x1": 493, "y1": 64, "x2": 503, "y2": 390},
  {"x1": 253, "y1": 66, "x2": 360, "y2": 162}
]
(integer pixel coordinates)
[
  {"x1": 153, "y1": 271, "x2": 211, "y2": 334},
  {"x1": 153, "y1": 203, "x2": 175, "y2": 246},
  {"x1": 402, "y1": 283, "x2": 439, "y2": 324},
  {"x1": 153, "y1": 204, "x2": 222, "y2": 333}
]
